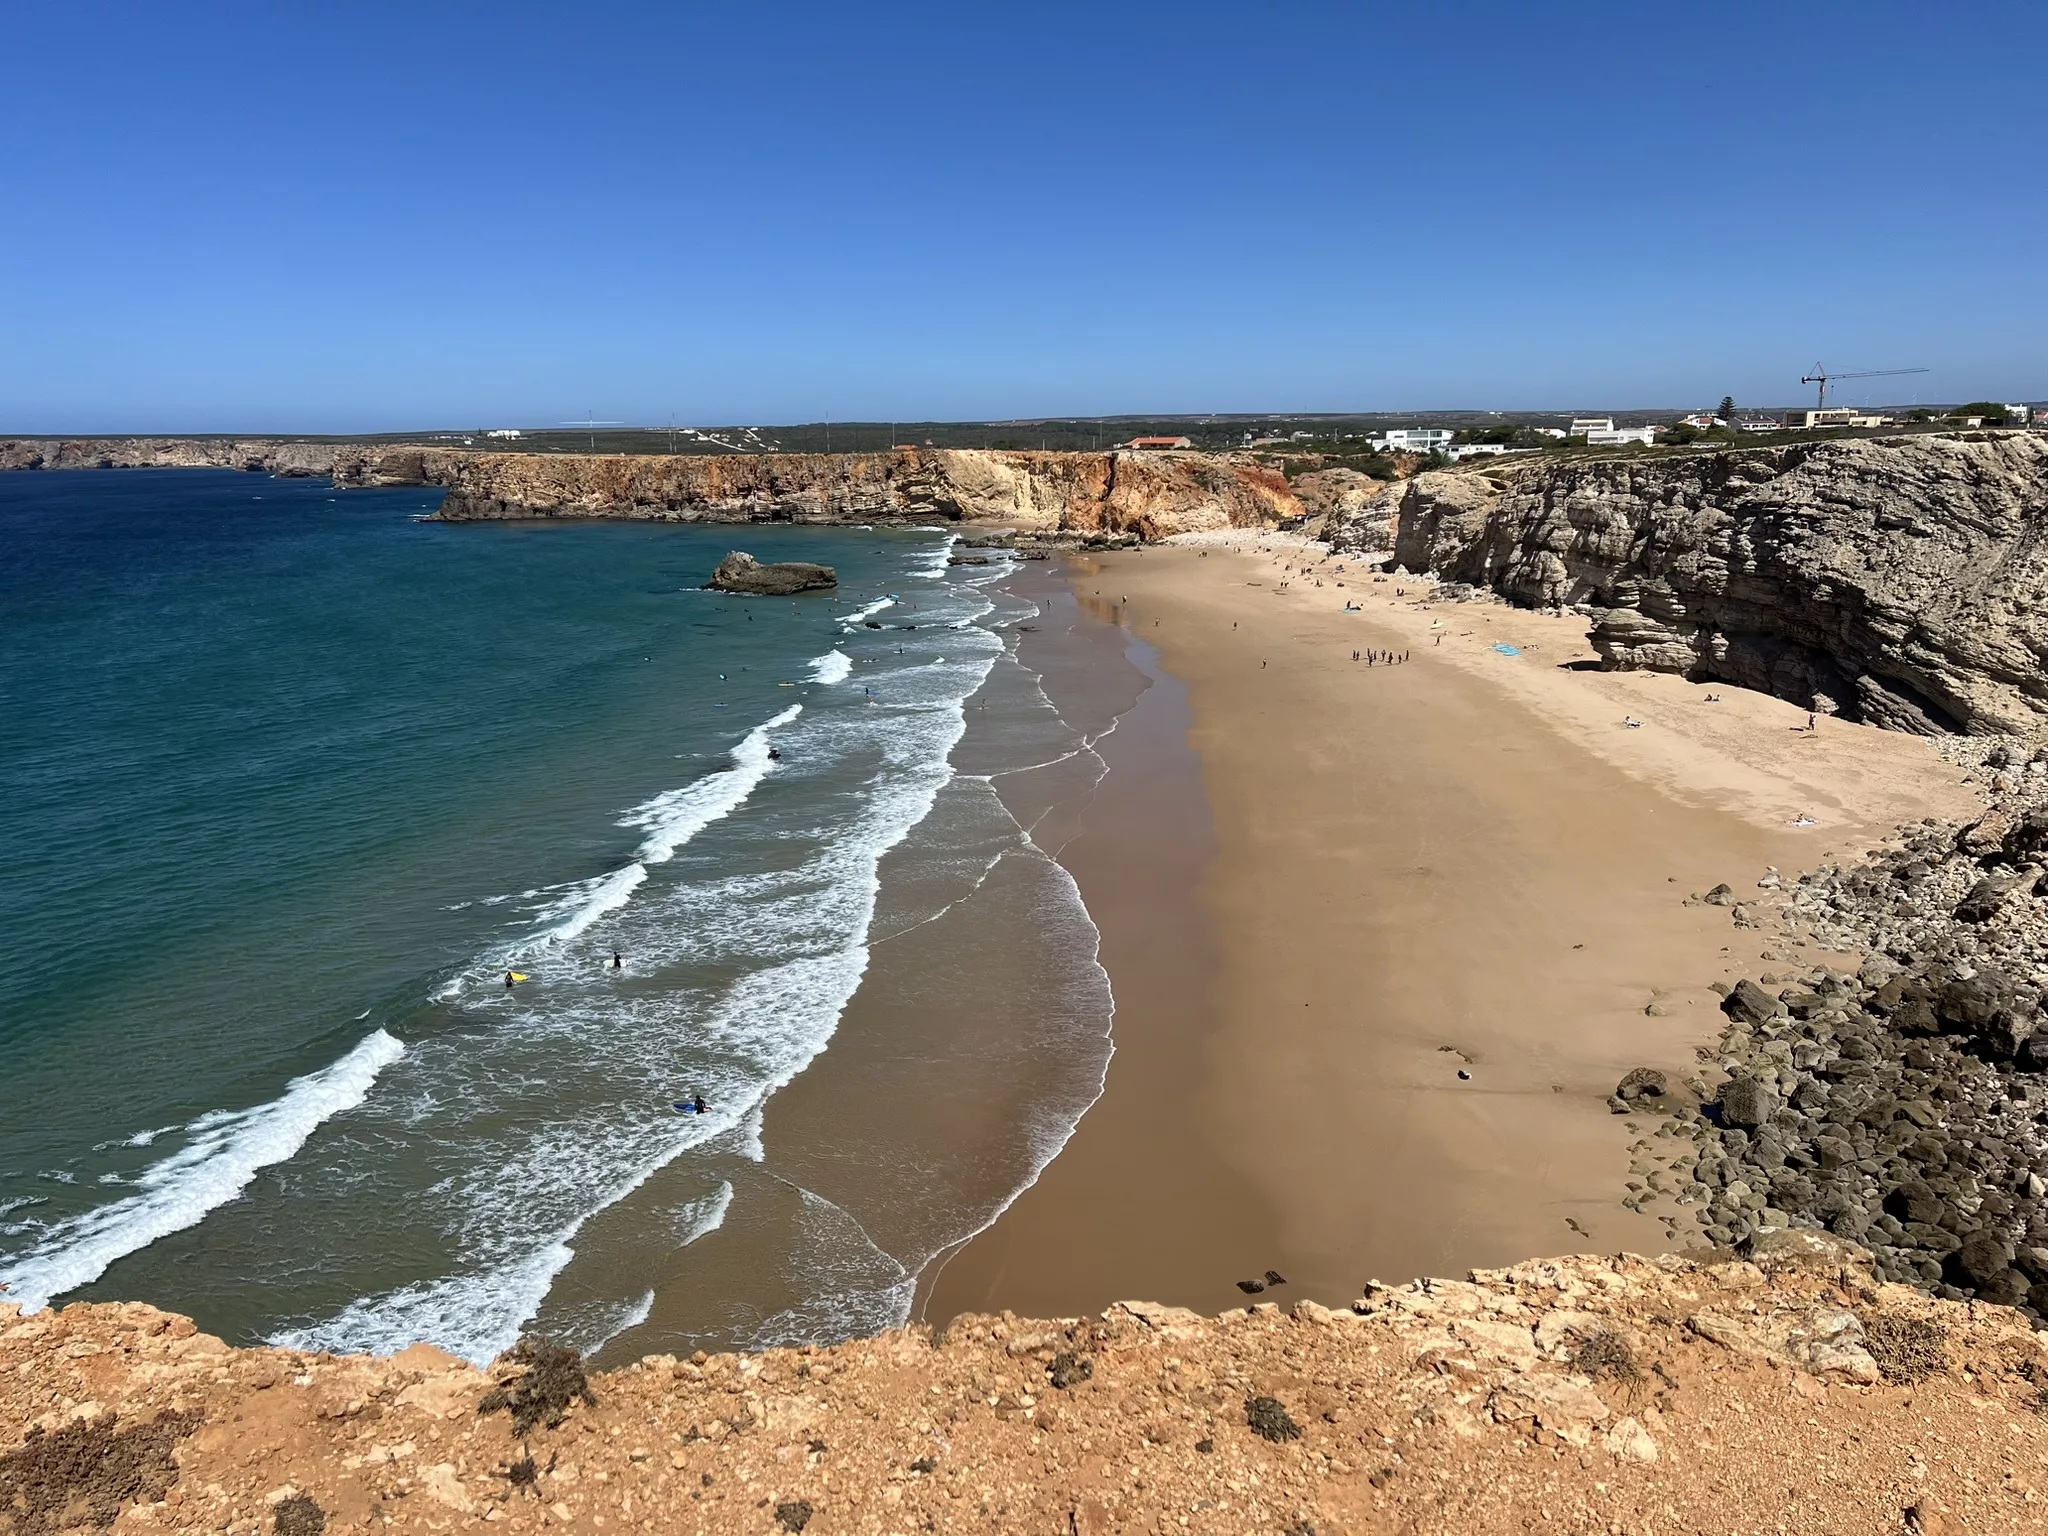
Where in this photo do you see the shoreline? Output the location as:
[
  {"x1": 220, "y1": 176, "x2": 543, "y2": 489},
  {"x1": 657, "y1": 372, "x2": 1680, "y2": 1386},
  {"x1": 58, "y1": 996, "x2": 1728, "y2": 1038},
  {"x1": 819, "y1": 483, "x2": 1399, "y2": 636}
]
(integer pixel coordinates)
[
  {"x1": 922, "y1": 562, "x2": 1282, "y2": 1322},
  {"x1": 930, "y1": 537, "x2": 1978, "y2": 1322}
]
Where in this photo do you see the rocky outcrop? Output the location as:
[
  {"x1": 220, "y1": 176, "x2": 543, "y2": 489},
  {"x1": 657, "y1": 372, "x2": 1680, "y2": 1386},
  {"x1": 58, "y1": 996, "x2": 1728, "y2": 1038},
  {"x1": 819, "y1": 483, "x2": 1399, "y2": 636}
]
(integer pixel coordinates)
[
  {"x1": 707, "y1": 552, "x2": 837, "y2": 595},
  {"x1": 1625, "y1": 744, "x2": 2048, "y2": 1321},
  {"x1": 0, "y1": 441, "x2": 1298, "y2": 540},
  {"x1": 4, "y1": 1242, "x2": 2040, "y2": 1536},
  {"x1": 1288, "y1": 468, "x2": 1394, "y2": 544},
  {"x1": 1337, "y1": 433, "x2": 2048, "y2": 735},
  {"x1": 0, "y1": 437, "x2": 462, "y2": 486}
]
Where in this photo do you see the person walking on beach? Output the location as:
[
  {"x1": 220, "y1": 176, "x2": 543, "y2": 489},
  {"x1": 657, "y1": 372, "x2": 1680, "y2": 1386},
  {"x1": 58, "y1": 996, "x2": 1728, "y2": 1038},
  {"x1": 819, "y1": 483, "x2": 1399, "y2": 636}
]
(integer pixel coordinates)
[{"x1": 1807, "y1": 710, "x2": 1818, "y2": 732}]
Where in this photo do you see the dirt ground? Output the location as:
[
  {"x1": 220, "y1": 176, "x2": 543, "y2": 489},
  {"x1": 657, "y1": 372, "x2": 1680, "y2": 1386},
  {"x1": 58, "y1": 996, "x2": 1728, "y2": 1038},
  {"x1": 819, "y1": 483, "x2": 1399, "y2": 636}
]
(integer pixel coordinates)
[{"x1": 5, "y1": 1238, "x2": 2045, "y2": 1535}]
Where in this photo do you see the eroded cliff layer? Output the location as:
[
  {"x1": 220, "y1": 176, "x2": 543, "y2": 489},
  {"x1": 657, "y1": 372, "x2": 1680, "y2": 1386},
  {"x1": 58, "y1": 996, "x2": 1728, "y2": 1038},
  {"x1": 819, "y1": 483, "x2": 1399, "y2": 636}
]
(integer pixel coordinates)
[
  {"x1": 2, "y1": 1241, "x2": 2035, "y2": 1535},
  {"x1": 429, "y1": 448, "x2": 1296, "y2": 539},
  {"x1": 1336, "y1": 432, "x2": 2048, "y2": 735},
  {"x1": 0, "y1": 440, "x2": 1298, "y2": 540}
]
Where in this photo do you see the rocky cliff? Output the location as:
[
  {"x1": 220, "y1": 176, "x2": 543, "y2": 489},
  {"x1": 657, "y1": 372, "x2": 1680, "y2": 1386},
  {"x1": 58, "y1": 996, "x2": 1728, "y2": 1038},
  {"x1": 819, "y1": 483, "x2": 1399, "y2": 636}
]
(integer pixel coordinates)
[
  {"x1": 0, "y1": 441, "x2": 1298, "y2": 540},
  {"x1": 3, "y1": 1238, "x2": 2036, "y2": 1536},
  {"x1": 1336, "y1": 433, "x2": 2048, "y2": 735},
  {"x1": 428, "y1": 448, "x2": 1296, "y2": 539}
]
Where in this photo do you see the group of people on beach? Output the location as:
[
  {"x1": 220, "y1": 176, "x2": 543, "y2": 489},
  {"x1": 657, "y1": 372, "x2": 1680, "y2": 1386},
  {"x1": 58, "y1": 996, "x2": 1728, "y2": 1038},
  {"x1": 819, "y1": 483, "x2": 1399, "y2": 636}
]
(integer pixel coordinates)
[{"x1": 1354, "y1": 648, "x2": 1409, "y2": 665}]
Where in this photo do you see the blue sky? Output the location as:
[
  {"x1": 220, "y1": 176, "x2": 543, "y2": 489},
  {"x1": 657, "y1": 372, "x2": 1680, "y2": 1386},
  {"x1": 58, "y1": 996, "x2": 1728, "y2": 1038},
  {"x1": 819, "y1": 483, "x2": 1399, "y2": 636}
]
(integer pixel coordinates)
[{"x1": 3, "y1": 0, "x2": 2041, "y2": 430}]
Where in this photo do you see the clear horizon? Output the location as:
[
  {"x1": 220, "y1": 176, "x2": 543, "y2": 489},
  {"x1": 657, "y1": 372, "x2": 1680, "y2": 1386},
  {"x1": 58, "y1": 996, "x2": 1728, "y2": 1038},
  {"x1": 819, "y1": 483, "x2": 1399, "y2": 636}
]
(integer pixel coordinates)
[{"x1": 3, "y1": 0, "x2": 2041, "y2": 432}]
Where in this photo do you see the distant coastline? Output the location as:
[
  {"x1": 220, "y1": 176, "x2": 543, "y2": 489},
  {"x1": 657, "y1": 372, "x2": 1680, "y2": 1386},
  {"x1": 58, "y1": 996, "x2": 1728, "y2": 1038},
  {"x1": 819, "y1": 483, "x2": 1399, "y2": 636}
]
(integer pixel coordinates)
[{"x1": 0, "y1": 438, "x2": 1300, "y2": 540}]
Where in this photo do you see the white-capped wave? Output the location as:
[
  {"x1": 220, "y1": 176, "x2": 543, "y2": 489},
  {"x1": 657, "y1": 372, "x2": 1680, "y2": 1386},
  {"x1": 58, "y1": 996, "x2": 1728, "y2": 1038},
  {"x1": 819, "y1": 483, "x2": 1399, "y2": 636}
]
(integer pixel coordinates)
[
  {"x1": 0, "y1": 1030, "x2": 404, "y2": 1313},
  {"x1": 525, "y1": 864, "x2": 649, "y2": 950},
  {"x1": 620, "y1": 704, "x2": 799, "y2": 864},
  {"x1": 839, "y1": 597, "x2": 894, "y2": 629},
  {"x1": 277, "y1": 1233, "x2": 576, "y2": 1363},
  {"x1": 428, "y1": 705, "x2": 803, "y2": 1001},
  {"x1": 808, "y1": 650, "x2": 852, "y2": 685},
  {"x1": 273, "y1": 1095, "x2": 757, "y2": 1363},
  {"x1": 911, "y1": 533, "x2": 959, "y2": 577}
]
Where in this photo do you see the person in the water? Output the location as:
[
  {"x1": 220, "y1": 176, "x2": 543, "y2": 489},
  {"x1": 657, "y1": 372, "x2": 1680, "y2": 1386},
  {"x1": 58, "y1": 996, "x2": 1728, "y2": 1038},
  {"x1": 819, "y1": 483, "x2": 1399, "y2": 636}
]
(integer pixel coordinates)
[{"x1": 611, "y1": 950, "x2": 622, "y2": 970}]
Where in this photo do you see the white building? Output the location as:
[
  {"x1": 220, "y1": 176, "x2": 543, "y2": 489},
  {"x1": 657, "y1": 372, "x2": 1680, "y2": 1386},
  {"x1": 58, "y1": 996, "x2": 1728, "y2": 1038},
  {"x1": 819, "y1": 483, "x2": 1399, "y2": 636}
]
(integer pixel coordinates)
[
  {"x1": 485, "y1": 428, "x2": 523, "y2": 439},
  {"x1": 1444, "y1": 442, "x2": 1516, "y2": 460},
  {"x1": 1568, "y1": 417, "x2": 1614, "y2": 436},
  {"x1": 1585, "y1": 426, "x2": 1656, "y2": 446},
  {"x1": 1378, "y1": 429, "x2": 1454, "y2": 453}
]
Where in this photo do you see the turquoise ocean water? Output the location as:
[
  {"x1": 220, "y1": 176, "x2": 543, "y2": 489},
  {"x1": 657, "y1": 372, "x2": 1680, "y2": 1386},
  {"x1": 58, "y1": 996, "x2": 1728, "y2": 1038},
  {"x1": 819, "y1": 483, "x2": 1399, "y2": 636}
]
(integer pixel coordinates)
[{"x1": 0, "y1": 469, "x2": 1116, "y2": 1360}]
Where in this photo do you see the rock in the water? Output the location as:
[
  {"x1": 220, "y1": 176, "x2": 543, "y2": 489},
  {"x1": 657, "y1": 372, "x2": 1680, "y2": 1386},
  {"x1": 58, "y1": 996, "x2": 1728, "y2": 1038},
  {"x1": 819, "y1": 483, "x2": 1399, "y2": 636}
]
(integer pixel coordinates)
[{"x1": 708, "y1": 551, "x2": 837, "y2": 596}]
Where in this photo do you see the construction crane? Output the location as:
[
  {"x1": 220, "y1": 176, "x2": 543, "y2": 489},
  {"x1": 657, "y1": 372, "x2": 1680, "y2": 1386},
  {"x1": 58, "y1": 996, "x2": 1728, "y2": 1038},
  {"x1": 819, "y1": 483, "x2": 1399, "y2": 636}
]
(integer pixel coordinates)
[{"x1": 1800, "y1": 364, "x2": 1929, "y2": 409}]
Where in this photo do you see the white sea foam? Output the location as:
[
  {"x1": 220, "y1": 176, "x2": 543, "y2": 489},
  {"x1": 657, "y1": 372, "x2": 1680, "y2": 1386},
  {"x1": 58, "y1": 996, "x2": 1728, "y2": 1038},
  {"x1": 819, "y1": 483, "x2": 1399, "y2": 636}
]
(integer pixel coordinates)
[
  {"x1": 523, "y1": 863, "x2": 649, "y2": 950},
  {"x1": 274, "y1": 1095, "x2": 758, "y2": 1362},
  {"x1": 620, "y1": 704, "x2": 800, "y2": 864},
  {"x1": 839, "y1": 597, "x2": 894, "y2": 629},
  {"x1": 427, "y1": 705, "x2": 802, "y2": 1001},
  {"x1": 911, "y1": 533, "x2": 959, "y2": 577},
  {"x1": 808, "y1": 649, "x2": 852, "y2": 684},
  {"x1": 672, "y1": 1181, "x2": 734, "y2": 1246},
  {"x1": 1, "y1": 1030, "x2": 404, "y2": 1313},
  {"x1": 276, "y1": 1233, "x2": 577, "y2": 1363}
]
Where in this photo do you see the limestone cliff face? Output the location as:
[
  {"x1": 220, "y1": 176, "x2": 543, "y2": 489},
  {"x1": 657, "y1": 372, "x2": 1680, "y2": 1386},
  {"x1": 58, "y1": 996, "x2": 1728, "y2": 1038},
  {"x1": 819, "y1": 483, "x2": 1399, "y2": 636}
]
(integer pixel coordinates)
[
  {"x1": 0, "y1": 438, "x2": 351, "y2": 475},
  {"x1": 1288, "y1": 468, "x2": 1394, "y2": 544},
  {"x1": 432, "y1": 448, "x2": 1297, "y2": 539},
  {"x1": 1336, "y1": 433, "x2": 2048, "y2": 735},
  {"x1": 0, "y1": 440, "x2": 1298, "y2": 539}
]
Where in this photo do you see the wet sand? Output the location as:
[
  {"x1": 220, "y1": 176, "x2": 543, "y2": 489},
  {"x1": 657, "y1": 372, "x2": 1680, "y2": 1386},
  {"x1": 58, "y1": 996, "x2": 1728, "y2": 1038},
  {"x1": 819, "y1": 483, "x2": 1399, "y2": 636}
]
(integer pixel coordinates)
[{"x1": 929, "y1": 539, "x2": 1976, "y2": 1322}]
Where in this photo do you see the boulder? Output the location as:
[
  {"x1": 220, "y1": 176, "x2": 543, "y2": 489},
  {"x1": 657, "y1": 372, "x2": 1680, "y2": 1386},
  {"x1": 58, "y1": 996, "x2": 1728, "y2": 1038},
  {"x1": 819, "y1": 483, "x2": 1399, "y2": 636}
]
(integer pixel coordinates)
[
  {"x1": 1614, "y1": 1068, "x2": 1668, "y2": 1102},
  {"x1": 1717, "y1": 1076, "x2": 1777, "y2": 1129},
  {"x1": 1721, "y1": 979, "x2": 1783, "y2": 1027},
  {"x1": 1953, "y1": 867, "x2": 2039, "y2": 923},
  {"x1": 708, "y1": 551, "x2": 838, "y2": 596}
]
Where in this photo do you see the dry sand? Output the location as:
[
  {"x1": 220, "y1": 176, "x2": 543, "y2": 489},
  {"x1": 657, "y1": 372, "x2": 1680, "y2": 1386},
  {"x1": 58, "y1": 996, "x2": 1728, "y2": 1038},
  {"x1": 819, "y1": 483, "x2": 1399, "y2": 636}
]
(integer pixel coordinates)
[{"x1": 929, "y1": 537, "x2": 1977, "y2": 1325}]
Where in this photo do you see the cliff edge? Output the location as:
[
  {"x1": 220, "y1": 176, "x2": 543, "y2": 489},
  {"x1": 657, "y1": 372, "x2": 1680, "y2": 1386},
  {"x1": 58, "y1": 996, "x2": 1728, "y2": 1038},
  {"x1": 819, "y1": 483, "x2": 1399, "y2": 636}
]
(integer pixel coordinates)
[
  {"x1": 1332, "y1": 432, "x2": 2048, "y2": 736},
  {"x1": 3, "y1": 1241, "x2": 2037, "y2": 1535}
]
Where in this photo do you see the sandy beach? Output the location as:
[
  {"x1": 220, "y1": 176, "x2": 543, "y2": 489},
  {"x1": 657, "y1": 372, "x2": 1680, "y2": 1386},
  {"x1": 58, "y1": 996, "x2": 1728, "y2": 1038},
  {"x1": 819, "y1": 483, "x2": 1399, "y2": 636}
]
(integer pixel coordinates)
[{"x1": 927, "y1": 536, "x2": 1978, "y2": 1324}]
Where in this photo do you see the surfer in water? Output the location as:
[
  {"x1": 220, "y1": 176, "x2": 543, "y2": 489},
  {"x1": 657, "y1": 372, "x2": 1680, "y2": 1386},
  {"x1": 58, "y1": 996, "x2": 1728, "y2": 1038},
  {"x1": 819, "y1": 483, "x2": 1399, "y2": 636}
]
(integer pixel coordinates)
[
  {"x1": 675, "y1": 1094, "x2": 707, "y2": 1114},
  {"x1": 611, "y1": 950, "x2": 623, "y2": 970},
  {"x1": 503, "y1": 971, "x2": 516, "y2": 989}
]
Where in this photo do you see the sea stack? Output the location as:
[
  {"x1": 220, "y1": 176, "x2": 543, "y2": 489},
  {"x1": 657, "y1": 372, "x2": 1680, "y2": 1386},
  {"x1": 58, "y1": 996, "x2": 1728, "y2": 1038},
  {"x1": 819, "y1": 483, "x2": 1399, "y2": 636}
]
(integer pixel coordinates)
[{"x1": 707, "y1": 550, "x2": 837, "y2": 595}]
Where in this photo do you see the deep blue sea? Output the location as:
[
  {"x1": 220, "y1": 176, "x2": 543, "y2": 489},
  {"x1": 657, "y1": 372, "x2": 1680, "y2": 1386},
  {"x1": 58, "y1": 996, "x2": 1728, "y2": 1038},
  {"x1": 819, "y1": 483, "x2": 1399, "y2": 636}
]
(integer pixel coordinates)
[{"x1": 0, "y1": 469, "x2": 1115, "y2": 1361}]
